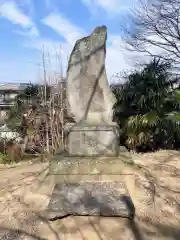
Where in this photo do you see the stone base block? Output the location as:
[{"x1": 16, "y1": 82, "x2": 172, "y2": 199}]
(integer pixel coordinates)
[
  {"x1": 44, "y1": 182, "x2": 135, "y2": 220},
  {"x1": 49, "y1": 157, "x2": 133, "y2": 177},
  {"x1": 64, "y1": 123, "x2": 120, "y2": 157}
]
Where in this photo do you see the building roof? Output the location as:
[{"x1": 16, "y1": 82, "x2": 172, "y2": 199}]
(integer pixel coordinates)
[{"x1": 0, "y1": 83, "x2": 30, "y2": 91}]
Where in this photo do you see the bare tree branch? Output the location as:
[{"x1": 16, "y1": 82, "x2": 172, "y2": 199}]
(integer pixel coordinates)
[{"x1": 121, "y1": 0, "x2": 180, "y2": 67}]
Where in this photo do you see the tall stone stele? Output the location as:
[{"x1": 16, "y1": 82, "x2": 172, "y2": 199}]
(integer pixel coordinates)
[{"x1": 65, "y1": 25, "x2": 120, "y2": 157}]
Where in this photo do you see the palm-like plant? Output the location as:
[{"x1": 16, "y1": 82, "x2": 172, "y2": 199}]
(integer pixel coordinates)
[{"x1": 112, "y1": 58, "x2": 180, "y2": 151}]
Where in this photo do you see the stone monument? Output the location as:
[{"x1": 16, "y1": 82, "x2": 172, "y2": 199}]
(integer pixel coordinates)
[
  {"x1": 44, "y1": 26, "x2": 135, "y2": 221},
  {"x1": 65, "y1": 25, "x2": 119, "y2": 157}
]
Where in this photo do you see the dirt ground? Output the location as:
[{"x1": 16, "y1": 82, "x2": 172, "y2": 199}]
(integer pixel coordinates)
[{"x1": 0, "y1": 150, "x2": 180, "y2": 239}]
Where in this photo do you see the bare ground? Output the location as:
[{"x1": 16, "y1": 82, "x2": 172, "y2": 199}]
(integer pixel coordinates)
[{"x1": 0, "y1": 150, "x2": 180, "y2": 239}]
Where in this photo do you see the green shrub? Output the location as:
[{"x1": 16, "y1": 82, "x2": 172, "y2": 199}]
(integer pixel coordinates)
[{"x1": 0, "y1": 152, "x2": 11, "y2": 164}]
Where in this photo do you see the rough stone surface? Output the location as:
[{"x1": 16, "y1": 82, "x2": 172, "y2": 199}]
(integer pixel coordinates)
[
  {"x1": 66, "y1": 25, "x2": 115, "y2": 124},
  {"x1": 45, "y1": 182, "x2": 135, "y2": 220},
  {"x1": 48, "y1": 156, "x2": 135, "y2": 184},
  {"x1": 65, "y1": 123, "x2": 119, "y2": 157},
  {"x1": 49, "y1": 156, "x2": 134, "y2": 176}
]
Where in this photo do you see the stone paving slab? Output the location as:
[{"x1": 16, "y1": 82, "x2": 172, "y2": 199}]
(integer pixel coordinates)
[{"x1": 45, "y1": 181, "x2": 135, "y2": 221}]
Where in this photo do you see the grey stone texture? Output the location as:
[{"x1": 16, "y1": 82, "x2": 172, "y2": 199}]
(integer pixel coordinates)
[
  {"x1": 45, "y1": 182, "x2": 135, "y2": 220},
  {"x1": 65, "y1": 123, "x2": 120, "y2": 157},
  {"x1": 44, "y1": 157, "x2": 135, "y2": 220},
  {"x1": 66, "y1": 25, "x2": 115, "y2": 124},
  {"x1": 49, "y1": 156, "x2": 134, "y2": 177}
]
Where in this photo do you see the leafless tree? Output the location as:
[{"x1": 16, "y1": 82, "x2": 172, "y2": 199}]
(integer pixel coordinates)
[{"x1": 121, "y1": 0, "x2": 180, "y2": 68}]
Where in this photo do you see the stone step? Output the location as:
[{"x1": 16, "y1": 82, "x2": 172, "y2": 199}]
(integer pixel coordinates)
[
  {"x1": 44, "y1": 181, "x2": 135, "y2": 221},
  {"x1": 49, "y1": 155, "x2": 133, "y2": 176},
  {"x1": 54, "y1": 174, "x2": 134, "y2": 183}
]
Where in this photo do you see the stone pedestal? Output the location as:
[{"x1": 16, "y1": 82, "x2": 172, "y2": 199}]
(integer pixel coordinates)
[
  {"x1": 43, "y1": 157, "x2": 135, "y2": 221},
  {"x1": 64, "y1": 122, "x2": 120, "y2": 157}
]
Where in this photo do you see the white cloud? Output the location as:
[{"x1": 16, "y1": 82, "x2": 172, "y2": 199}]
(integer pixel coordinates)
[
  {"x1": 81, "y1": 0, "x2": 118, "y2": 13},
  {"x1": 107, "y1": 34, "x2": 134, "y2": 82},
  {"x1": 0, "y1": 1, "x2": 31, "y2": 27},
  {"x1": 41, "y1": 13, "x2": 133, "y2": 82},
  {"x1": 26, "y1": 38, "x2": 71, "y2": 78},
  {"x1": 15, "y1": 0, "x2": 35, "y2": 16},
  {"x1": 42, "y1": 13, "x2": 86, "y2": 45},
  {"x1": 14, "y1": 26, "x2": 39, "y2": 37},
  {"x1": 28, "y1": 35, "x2": 132, "y2": 83},
  {"x1": 0, "y1": 2, "x2": 137, "y2": 83},
  {"x1": 81, "y1": 0, "x2": 136, "y2": 15},
  {"x1": 0, "y1": 1, "x2": 38, "y2": 36},
  {"x1": 38, "y1": 13, "x2": 88, "y2": 80}
]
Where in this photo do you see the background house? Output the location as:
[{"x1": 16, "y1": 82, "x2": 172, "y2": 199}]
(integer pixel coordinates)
[{"x1": 0, "y1": 83, "x2": 29, "y2": 118}]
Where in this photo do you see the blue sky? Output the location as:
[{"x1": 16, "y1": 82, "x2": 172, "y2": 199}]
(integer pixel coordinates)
[{"x1": 0, "y1": 0, "x2": 138, "y2": 83}]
